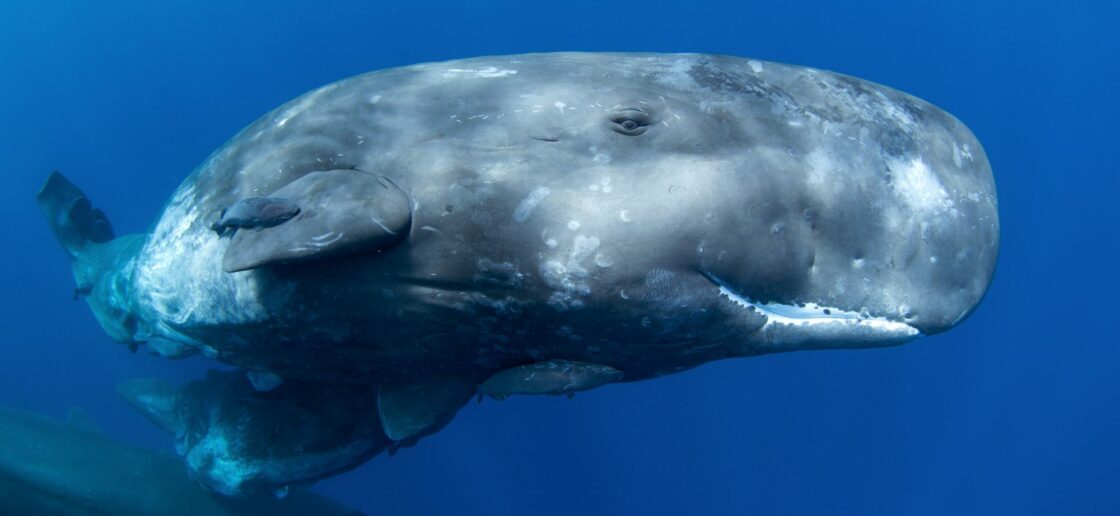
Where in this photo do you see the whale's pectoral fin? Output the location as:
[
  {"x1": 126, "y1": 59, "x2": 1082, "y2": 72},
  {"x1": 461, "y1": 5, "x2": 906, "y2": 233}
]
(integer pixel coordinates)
[
  {"x1": 144, "y1": 337, "x2": 198, "y2": 360},
  {"x1": 37, "y1": 171, "x2": 115, "y2": 257},
  {"x1": 480, "y1": 360, "x2": 625, "y2": 400},
  {"x1": 377, "y1": 374, "x2": 478, "y2": 444},
  {"x1": 116, "y1": 378, "x2": 184, "y2": 436},
  {"x1": 223, "y1": 169, "x2": 412, "y2": 273}
]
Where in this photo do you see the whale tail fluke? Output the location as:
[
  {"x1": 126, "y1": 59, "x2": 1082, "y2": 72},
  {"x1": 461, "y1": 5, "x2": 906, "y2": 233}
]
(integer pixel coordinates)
[
  {"x1": 37, "y1": 171, "x2": 115, "y2": 257},
  {"x1": 37, "y1": 171, "x2": 147, "y2": 343}
]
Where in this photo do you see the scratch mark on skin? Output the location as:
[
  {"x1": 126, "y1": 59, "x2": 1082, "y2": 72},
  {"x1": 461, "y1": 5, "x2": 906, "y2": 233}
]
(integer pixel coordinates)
[
  {"x1": 514, "y1": 187, "x2": 552, "y2": 223},
  {"x1": 308, "y1": 233, "x2": 345, "y2": 248},
  {"x1": 443, "y1": 67, "x2": 518, "y2": 78},
  {"x1": 370, "y1": 217, "x2": 397, "y2": 235}
]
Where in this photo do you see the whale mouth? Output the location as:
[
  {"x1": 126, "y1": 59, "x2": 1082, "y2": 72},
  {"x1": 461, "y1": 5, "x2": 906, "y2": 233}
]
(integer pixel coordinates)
[{"x1": 697, "y1": 270, "x2": 921, "y2": 350}]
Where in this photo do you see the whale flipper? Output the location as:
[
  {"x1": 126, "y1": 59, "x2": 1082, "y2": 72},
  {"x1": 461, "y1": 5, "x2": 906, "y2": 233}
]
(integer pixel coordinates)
[
  {"x1": 223, "y1": 169, "x2": 412, "y2": 273},
  {"x1": 480, "y1": 360, "x2": 624, "y2": 401},
  {"x1": 376, "y1": 375, "x2": 477, "y2": 443},
  {"x1": 36, "y1": 171, "x2": 115, "y2": 256},
  {"x1": 116, "y1": 378, "x2": 184, "y2": 436},
  {"x1": 145, "y1": 337, "x2": 198, "y2": 360}
]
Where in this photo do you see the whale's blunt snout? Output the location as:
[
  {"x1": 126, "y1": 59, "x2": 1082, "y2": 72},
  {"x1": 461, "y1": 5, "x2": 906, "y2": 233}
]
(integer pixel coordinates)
[
  {"x1": 696, "y1": 123, "x2": 997, "y2": 348},
  {"x1": 905, "y1": 133, "x2": 1000, "y2": 337}
]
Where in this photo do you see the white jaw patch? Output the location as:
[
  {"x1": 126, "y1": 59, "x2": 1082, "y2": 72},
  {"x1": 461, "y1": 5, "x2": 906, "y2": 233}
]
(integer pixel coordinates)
[{"x1": 699, "y1": 270, "x2": 921, "y2": 349}]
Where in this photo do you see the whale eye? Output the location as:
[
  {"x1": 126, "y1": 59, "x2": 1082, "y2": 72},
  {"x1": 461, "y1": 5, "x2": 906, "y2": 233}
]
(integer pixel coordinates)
[{"x1": 608, "y1": 108, "x2": 652, "y2": 136}]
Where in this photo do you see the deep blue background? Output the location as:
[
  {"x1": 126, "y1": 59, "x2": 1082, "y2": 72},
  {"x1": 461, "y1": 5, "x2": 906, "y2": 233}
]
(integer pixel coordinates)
[{"x1": 2, "y1": 1, "x2": 1117, "y2": 514}]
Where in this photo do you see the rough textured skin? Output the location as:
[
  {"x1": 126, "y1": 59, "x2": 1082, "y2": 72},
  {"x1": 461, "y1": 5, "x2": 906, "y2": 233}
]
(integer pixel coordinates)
[{"x1": 47, "y1": 53, "x2": 998, "y2": 494}]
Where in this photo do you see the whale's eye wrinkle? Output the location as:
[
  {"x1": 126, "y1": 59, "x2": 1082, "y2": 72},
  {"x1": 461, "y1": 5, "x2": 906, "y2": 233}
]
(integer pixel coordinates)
[{"x1": 608, "y1": 108, "x2": 652, "y2": 136}]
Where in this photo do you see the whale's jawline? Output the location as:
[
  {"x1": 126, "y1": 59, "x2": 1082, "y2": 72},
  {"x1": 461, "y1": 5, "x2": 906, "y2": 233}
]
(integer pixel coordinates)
[{"x1": 697, "y1": 269, "x2": 922, "y2": 349}]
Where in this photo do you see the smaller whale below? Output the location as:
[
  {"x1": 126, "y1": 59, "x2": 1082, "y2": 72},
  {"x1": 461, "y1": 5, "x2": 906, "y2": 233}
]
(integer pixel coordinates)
[
  {"x1": 0, "y1": 406, "x2": 362, "y2": 515},
  {"x1": 39, "y1": 52, "x2": 999, "y2": 496},
  {"x1": 118, "y1": 370, "x2": 388, "y2": 497}
]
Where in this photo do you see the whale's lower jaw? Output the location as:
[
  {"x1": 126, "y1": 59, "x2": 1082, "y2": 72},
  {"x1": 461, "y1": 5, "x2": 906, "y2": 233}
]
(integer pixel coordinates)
[{"x1": 698, "y1": 270, "x2": 922, "y2": 352}]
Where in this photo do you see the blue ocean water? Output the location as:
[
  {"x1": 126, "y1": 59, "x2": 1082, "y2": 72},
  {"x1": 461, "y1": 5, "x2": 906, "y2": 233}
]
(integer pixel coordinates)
[{"x1": 1, "y1": 0, "x2": 1117, "y2": 514}]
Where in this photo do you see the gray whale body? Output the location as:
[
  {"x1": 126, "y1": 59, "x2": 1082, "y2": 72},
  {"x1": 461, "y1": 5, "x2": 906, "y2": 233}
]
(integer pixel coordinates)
[{"x1": 39, "y1": 53, "x2": 998, "y2": 496}]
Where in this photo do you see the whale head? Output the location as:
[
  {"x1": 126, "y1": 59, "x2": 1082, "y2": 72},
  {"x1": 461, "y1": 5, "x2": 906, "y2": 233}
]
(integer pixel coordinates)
[{"x1": 356, "y1": 54, "x2": 1000, "y2": 358}]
